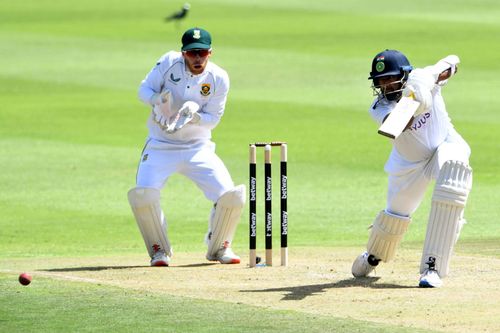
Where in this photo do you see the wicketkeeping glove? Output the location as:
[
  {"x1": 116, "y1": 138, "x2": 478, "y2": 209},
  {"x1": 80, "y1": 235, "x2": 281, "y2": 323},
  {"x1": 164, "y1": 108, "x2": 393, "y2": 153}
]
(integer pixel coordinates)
[
  {"x1": 403, "y1": 69, "x2": 435, "y2": 116},
  {"x1": 166, "y1": 101, "x2": 200, "y2": 134},
  {"x1": 150, "y1": 90, "x2": 171, "y2": 106},
  {"x1": 150, "y1": 90, "x2": 172, "y2": 128},
  {"x1": 152, "y1": 106, "x2": 169, "y2": 128}
]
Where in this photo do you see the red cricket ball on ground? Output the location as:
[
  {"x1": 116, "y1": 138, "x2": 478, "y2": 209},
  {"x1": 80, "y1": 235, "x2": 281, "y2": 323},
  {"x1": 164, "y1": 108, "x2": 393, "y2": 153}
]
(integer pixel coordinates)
[{"x1": 19, "y1": 273, "x2": 32, "y2": 286}]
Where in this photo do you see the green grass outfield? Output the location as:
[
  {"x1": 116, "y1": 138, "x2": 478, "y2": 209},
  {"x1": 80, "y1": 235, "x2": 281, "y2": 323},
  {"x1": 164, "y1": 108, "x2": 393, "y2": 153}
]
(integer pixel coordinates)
[
  {"x1": 0, "y1": 273, "x2": 432, "y2": 333},
  {"x1": 1, "y1": 0, "x2": 499, "y2": 332}
]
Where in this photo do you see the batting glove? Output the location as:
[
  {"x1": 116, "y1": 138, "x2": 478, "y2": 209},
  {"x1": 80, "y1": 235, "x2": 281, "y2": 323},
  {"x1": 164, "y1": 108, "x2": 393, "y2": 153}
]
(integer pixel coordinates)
[
  {"x1": 437, "y1": 55, "x2": 460, "y2": 75},
  {"x1": 403, "y1": 69, "x2": 434, "y2": 116},
  {"x1": 434, "y1": 55, "x2": 460, "y2": 85}
]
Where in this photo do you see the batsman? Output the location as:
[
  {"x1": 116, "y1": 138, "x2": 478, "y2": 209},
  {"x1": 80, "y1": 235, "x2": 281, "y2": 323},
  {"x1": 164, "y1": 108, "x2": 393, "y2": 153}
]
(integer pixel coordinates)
[
  {"x1": 128, "y1": 27, "x2": 245, "y2": 266},
  {"x1": 352, "y1": 49, "x2": 473, "y2": 288}
]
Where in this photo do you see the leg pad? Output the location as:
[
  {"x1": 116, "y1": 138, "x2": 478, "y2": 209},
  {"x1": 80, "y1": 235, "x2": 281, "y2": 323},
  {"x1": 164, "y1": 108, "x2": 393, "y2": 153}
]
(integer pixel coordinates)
[
  {"x1": 128, "y1": 187, "x2": 172, "y2": 258},
  {"x1": 206, "y1": 185, "x2": 246, "y2": 258},
  {"x1": 421, "y1": 160, "x2": 472, "y2": 277},
  {"x1": 367, "y1": 210, "x2": 411, "y2": 262}
]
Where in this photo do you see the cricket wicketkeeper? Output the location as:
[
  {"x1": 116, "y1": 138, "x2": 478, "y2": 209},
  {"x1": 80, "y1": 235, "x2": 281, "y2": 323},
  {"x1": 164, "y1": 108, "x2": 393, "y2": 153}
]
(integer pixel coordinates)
[
  {"x1": 351, "y1": 49, "x2": 472, "y2": 288},
  {"x1": 128, "y1": 27, "x2": 245, "y2": 266}
]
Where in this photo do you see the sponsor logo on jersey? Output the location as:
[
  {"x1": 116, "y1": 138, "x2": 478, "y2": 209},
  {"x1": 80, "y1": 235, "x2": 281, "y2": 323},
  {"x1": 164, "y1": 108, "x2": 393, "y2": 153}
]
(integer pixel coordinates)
[
  {"x1": 169, "y1": 73, "x2": 181, "y2": 83},
  {"x1": 142, "y1": 154, "x2": 149, "y2": 162},
  {"x1": 200, "y1": 83, "x2": 211, "y2": 96},
  {"x1": 409, "y1": 112, "x2": 431, "y2": 131}
]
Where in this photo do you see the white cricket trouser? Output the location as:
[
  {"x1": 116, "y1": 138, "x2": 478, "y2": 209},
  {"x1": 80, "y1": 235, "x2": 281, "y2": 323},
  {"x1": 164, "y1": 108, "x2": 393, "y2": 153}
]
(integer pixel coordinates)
[
  {"x1": 386, "y1": 128, "x2": 471, "y2": 217},
  {"x1": 135, "y1": 139, "x2": 234, "y2": 203}
]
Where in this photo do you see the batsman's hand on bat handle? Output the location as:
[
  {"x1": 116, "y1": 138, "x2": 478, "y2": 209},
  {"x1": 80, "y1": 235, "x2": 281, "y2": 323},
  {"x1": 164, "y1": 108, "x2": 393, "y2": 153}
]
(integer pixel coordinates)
[
  {"x1": 403, "y1": 84, "x2": 432, "y2": 116},
  {"x1": 403, "y1": 69, "x2": 434, "y2": 116},
  {"x1": 150, "y1": 90, "x2": 172, "y2": 106}
]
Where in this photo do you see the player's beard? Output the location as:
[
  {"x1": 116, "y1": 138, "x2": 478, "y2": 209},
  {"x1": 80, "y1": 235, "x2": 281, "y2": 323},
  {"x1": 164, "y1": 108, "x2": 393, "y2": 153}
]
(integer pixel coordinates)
[{"x1": 385, "y1": 90, "x2": 402, "y2": 101}]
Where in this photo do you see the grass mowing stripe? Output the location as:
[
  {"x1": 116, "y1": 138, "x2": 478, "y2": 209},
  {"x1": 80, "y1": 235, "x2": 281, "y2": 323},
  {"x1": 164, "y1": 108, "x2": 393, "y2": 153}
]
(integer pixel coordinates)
[
  {"x1": 0, "y1": 274, "x2": 433, "y2": 333},
  {"x1": 0, "y1": 0, "x2": 499, "y2": 331}
]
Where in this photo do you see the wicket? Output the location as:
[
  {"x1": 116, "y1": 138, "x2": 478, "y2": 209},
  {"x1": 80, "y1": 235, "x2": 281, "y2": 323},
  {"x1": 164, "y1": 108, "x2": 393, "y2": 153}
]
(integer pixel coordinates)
[{"x1": 249, "y1": 142, "x2": 288, "y2": 267}]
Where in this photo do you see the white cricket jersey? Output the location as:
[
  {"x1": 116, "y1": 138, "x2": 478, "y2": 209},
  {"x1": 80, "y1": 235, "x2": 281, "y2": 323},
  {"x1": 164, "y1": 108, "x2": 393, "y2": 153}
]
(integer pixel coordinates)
[
  {"x1": 369, "y1": 67, "x2": 453, "y2": 174},
  {"x1": 138, "y1": 51, "x2": 230, "y2": 147}
]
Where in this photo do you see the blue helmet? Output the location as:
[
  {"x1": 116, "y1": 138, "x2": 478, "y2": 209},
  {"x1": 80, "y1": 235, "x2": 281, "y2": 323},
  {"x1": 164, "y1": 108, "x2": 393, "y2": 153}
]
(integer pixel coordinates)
[
  {"x1": 369, "y1": 49, "x2": 412, "y2": 82},
  {"x1": 369, "y1": 49, "x2": 413, "y2": 101}
]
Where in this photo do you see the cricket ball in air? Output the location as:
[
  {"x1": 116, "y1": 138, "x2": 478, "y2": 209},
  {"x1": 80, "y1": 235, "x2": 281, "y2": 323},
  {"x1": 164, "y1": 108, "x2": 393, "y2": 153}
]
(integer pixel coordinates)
[{"x1": 19, "y1": 273, "x2": 32, "y2": 286}]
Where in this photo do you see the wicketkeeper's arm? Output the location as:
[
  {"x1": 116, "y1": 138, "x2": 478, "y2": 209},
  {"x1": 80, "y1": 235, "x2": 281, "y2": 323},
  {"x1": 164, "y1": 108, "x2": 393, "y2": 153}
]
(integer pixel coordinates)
[
  {"x1": 138, "y1": 52, "x2": 177, "y2": 106},
  {"x1": 197, "y1": 71, "x2": 230, "y2": 129},
  {"x1": 138, "y1": 64, "x2": 166, "y2": 106}
]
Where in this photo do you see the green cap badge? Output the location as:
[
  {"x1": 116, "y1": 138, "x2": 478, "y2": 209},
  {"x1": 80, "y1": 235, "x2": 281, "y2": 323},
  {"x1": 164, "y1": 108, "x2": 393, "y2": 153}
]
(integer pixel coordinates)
[
  {"x1": 375, "y1": 61, "x2": 385, "y2": 72},
  {"x1": 181, "y1": 27, "x2": 212, "y2": 51}
]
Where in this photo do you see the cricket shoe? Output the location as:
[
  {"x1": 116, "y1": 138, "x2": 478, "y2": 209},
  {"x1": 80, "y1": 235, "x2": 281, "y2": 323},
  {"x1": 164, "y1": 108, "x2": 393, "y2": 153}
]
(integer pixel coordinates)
[
  {"x1": 150, "y1": 251, "x2": 171, "y2": 267},
  {"x1": 419, "y1": 269, "x2": 443, "y2": 288},
  {"x1": 206, "y1": 247, "x2": 241, "y2": 264},
  {"x1": 351, "y1": 251, "x2": 380, "y2": 277}
]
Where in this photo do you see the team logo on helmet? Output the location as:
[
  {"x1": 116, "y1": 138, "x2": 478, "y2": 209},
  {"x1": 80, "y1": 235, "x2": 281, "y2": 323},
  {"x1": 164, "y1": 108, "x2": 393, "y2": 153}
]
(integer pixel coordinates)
[
  {"x1": 200, "y1": 83, "x2": 211, "y2": 96},
  {"x1": 193, "y1": 29, "x2": 201, "y2": 39},
  {"x1": 376, "y1": 61, "x2": 385, "y2": 72}
]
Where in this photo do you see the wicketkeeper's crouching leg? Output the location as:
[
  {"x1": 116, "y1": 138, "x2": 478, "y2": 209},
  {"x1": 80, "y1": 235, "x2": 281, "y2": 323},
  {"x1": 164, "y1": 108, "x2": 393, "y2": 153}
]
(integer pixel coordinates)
[
  {"x1": 419, "y1": 160, "x2": 472, "y2": 288},
  {"x1": 352, "y1": 211, "x2": 411, "y2": 277},
  {"x1": 128, "y1": 187, "x2": 173, "y2": 266},
  {"x1": 205, "y1": 185, "x2": 246, "y2": 264}
]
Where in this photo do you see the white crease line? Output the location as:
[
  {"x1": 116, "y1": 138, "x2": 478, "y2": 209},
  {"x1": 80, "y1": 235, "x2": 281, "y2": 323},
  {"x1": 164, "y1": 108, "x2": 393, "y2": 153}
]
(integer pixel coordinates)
[{"x1": 1, "y1": 269, "x2": 103, "y2": 284}]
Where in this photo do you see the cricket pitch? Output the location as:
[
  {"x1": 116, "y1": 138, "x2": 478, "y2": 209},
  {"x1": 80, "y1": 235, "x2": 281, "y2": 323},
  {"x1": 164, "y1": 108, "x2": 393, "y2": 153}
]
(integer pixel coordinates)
[{"x1": 2, "y1": 247, "x2": 499, "y2": 333}]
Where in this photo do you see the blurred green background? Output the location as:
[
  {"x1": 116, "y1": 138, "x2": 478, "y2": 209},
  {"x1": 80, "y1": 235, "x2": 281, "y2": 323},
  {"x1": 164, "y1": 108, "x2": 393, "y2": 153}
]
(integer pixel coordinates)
[
  {"x1": 1, "y1": 1, "x2": 500, "y2": 331},
  {"x1": 1, "y1": 0, "x2": 499, "y2": 258}
]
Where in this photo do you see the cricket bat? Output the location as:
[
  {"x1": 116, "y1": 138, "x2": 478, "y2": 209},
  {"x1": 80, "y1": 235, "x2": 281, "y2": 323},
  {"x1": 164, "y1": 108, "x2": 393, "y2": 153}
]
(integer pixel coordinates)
[{"x1": 378, "y1": 95, "x2": 420, "y2": 139}]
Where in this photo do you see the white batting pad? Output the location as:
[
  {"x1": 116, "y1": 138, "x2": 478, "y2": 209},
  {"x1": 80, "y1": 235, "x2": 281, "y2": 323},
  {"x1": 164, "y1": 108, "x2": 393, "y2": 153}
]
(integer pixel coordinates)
[
  {"x1": 128, "y1": 187, "x2": 172, "y2": 258},
  {"x1": 367, "y1": 210, "x2": 411, "y2": 262},
  {"x1": 420, "y1": 160, "x2": 472, "y2": 277},
  {"x1": 206, "y1": 185, "x2": 246, "y2": 258}
]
